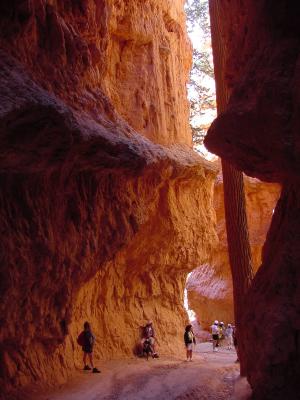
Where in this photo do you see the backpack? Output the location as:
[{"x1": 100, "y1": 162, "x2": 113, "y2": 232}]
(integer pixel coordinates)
[
  {"x1": 188, "y1": 331, "x2": 194, "y2": 343},
  {"x1": 77, "y1": 331, "x2": 85, "y2": 346}
]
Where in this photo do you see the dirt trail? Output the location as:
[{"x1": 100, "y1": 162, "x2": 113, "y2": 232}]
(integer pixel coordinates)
[{"x1": 30, "y1": 343, "x2": 252, "y2": 400}]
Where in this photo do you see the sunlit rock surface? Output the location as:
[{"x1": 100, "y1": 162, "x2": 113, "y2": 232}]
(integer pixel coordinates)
[
  {"x1": 205, "y1": 0, "x2": 300, "y2": 398},
  {"x1": 187, "y1": 176, "x2": 280, "y2": 329},
  {"x1": 0, "y1": 0, "x2": 218, "y2": 397},
  {"x1": 0, "y1": 0, "x2": 192, "y2": 146}
]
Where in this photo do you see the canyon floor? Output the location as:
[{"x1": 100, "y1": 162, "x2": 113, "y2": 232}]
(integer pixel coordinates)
[{"x1": 26, "y1": 343, "x2": 252, "y2": 400}]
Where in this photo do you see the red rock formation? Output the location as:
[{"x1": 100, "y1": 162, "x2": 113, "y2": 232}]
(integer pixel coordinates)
[
  {"x1": 0, "y1": 1, "x2": 218, "y2": 397},
  {"x1": 0, "y1": 0, "x2": 192, "y2": 146},
  {"x1": 187, "y1": 264, "x2": 233, "y2": 330},
  {"x1": 205, "y1": 0, "x2": 300, "y2": 398},
  {"x1": 187, "y1": 176, "x2": 280, "y2": 330},
  {"x1": 205, "y1": 1, "x2": 300, "y2": 184}
]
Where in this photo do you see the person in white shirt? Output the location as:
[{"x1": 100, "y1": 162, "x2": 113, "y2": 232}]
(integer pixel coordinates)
[
  {"x1": 211, "y1": 320, "x2": 219, "y2": 351},
  {"x1": 225, "y1": 323, "x2": 233, "y2": 350}
]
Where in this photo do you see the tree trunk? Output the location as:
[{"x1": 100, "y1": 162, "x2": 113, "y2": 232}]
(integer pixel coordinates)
[{"x1": 208, "y1": 0, "x2": 254, "y2": 376}]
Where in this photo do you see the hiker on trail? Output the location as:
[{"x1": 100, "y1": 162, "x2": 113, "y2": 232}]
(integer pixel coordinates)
[
  {"x1": 218, "y1": 321, "x2": 225, "y2": 346},
  {"x1": 232, "y1": 325, "x2": 239, "y2": 362},
  {"x1": 141, "y1": 321, "x2": 159, "y2": 358},
  {"x1": 211, "y1": 320, "x2": 219, "y2": 352},
  {"x1": 225, "y1": 323, "x2": 233, "y2": 350},
  {"x1": 77, "y1": 321, "x2": 101, "y2": 373},
  {"x1": 219, "y1": 321, "x2": 225, "y2": 336},
  {"x1": 184, "y1": 324, "x2": 196, "y2": 361}
]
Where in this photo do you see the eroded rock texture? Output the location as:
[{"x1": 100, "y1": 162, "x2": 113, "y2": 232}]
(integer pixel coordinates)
[
  {"x1": 0, "y1": 1, "x2": 218, "y2": 397},
  {"x1": 205, "y1": 0, "x2": 300, "y2": 398},
  {"x1": 0, "y1": 0, "x2": 192, "y2": 146},
  {"x1": 187, "y1": 176, "x2": 280, "y2": 330},
  {"x1": 205, "y1": 1, "x2": 300, "y2": 184}
]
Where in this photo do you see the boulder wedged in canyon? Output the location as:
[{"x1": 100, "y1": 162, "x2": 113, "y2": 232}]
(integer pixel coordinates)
[
  {"x1": 0, "y1": 1, "x2": 219, "y2": 397},
  {"x1": 205, "y1": 0, "x2": 300, "y2": 397},
  {"x1": 187, "y1": 176, "x2": 280, "y2": 330}
]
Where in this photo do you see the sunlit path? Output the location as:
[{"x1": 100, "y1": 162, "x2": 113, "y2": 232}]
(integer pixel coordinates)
[{"x1": 29, "y1": 344, "x2": 251, "y2": 400}]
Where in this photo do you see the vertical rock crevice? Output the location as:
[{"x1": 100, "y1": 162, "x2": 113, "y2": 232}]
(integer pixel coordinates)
[
  {"x1": 207, "y1": 0, "x2": 254, "y2": 374},
  {"x1": 205, "y1": 0, "x2": 300, "y2": 397},
  {"x1": 187, "y1": 177, "x2": 280, "y2": 330}
]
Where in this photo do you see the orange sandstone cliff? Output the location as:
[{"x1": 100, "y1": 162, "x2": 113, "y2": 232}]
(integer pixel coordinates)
[
  {"x1": 0, "y1": 0, "x2": 218, "y2": 397},
  {"x1": 0, "y1": 0, "x2": 192, "y2": 146}
]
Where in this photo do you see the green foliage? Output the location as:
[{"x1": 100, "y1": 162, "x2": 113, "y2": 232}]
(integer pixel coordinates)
[
  {"x1": 192, "y1": 49, "x2": 214, "y2": 80},
  {"x1": 185, "y1": 0, "x2": 216, "y2": 148},
  {"x1": 185, "y1": 0, "x2": 210, "y2": 38}
]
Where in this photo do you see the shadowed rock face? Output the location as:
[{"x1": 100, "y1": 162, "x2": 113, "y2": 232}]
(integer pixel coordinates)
[
  {"x1": 205, "y1": 0, "x2": 300, "y2": 398},
  {"x1": 187, "y1": 176, "x2": 280, "y2": 330},
  {"x1": 0, "y1": 0, "x2": 218, "y2": 397},
  {"x1": 205, "y1": 1, "x2": 300, "y2": 184}
]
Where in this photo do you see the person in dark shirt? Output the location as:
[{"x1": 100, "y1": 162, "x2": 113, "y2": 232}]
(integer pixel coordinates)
[
  {"x1": 232, "y1": 325, "x2": 239, "y2": 363},
  {"x1": 184, "y1": 324, "x2": 196, "y2": 361},
  {"x1": 77, "y1": 321, "x2": 100, "y2": 373},
  {"x1": 141, "y1": 321, "x2": 159, "y2": 358}
]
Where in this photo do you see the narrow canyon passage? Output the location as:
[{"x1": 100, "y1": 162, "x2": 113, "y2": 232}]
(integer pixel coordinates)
[
  {"x1": 28, "y1": 344, "x2": 250, "y2": 400},
  {"x1": 1, "y1": 0, "x2": 300, "y2": 399}
]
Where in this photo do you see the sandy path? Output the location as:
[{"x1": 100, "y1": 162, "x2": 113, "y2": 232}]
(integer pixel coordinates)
[{"x1": 31, "y1": 343, "x2": 252, "y2": 400}]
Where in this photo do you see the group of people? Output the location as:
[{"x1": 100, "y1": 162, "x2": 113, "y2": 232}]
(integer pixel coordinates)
[
  {"x1": 76, "y1": 320, "x2": 159, "y2": 372},
  {"x1": 77, "y1": 320, "x2": 236, "y2": 372},
  {"x1": 142, "y1": 321, "x2": 197, "y2": 362},
  {"x1": 143, "y1": 322, "x2": 197, "y2": 362},
  {"x1": 211, "y1": 320, "x2": 236, "y2": 352}
]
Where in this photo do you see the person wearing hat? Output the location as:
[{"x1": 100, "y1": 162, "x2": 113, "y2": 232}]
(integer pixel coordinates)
[{"x1": 211, "y1": 320, "x2": 219, "y2": 351}]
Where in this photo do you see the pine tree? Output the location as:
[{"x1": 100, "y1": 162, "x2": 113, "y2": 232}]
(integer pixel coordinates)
[
  {"x1": 185, "y1": 0, "x2": 216, "y2": 148},
  {"x1": 207, "y1": 0, "x2": 254, "y2": 376}
]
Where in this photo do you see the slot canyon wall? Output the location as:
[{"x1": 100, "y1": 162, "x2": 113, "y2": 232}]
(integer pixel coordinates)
[
  {"x1": 0, "y1": 0, "x2": 192, "y2": 146},
  {"x1": 205, "y1": 0, "x2": 300, "y2": 398},
  {"x1": 0, "y1": 1, "x2": 218, "y2": 397},
  {"x1": 187, "y1": 176, "x2": 280, "y2": 330}
]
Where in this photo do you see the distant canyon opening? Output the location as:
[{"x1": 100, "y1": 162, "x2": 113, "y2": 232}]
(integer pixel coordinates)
[{"x1": 184, "y1": 175, "x2": 280, "y2": 342}]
